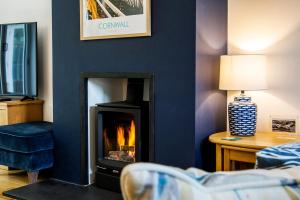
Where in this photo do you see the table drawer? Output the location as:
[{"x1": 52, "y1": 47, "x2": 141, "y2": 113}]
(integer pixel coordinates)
[
  {"x1": 222, "y1": 145, "x2": 259, "y2": 171},
  {"x1": 229, "y1": 149, "x2": 256, "y2": 163}
]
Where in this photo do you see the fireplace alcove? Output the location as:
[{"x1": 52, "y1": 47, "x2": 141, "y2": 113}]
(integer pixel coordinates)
[{"x1": 80, "y1": 73, "x2": 154, "y2": 191}]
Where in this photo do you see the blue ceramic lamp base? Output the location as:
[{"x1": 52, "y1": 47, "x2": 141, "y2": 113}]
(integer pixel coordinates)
[{"x1": 228, "y1": 91, "x2": 257, "y2": 136}]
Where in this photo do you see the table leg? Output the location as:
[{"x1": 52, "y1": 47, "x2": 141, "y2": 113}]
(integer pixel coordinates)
[
  {"x1": 224, "y1": 148, "x2": 230, "y2": 171},
  {"x1": 232, "y1": 160, "x2": 236, "y2": 171},
  {"x1": 27, "y1": 171, "x2": 39, "y2": 184},
  {"x1": 216, "y1": 144, "x2": 222, "y2": 171}
]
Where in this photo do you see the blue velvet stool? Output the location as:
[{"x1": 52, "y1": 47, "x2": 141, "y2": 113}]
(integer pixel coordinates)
[{"x1": 0, "y1": 122, "x2": 53, "y2": 183}]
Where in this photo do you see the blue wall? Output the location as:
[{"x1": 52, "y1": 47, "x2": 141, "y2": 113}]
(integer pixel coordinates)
[
  {"x1": 52, "y1": 0, "x2": 227, "y2": 184},
  {"x1": 195, "y1": 0, "x2": 228, "y2": 170},
  {"x1": 52, "y1": 0, "x2": 196, "y2": 184}
]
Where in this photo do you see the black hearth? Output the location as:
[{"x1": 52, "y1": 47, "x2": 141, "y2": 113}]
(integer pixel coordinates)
[{"x1": 94, "y1": 78, "x2": 150, "y2": 192}]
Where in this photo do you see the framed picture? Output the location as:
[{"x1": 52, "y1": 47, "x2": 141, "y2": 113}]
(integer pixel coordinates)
[
  {"x1": 269, "y1": 115, "x2": 299, "y2": 134},
  {"x1": 80, "y1": 0, "x2": 151, "y2": 40}
]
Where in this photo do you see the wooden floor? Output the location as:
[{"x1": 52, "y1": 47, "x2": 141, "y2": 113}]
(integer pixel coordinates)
[{"x1": 0, "y1": 169, "x2": 28, "y2": 200}]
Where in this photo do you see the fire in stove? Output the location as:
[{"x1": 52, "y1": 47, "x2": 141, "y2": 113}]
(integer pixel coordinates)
[{"x1": 103, "y1": 120, "x2": 136, "y2": 163}]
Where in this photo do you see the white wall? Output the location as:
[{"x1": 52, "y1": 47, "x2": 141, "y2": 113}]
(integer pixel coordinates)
[
  {"x1": 228, "y1": 0, "x2": 300, "y2": 133},
  {"x1": 0, "y1": 0, "x2": 53, "y2": 121}
]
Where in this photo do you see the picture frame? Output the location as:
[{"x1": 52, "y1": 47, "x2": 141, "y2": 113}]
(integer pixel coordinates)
[
  {"x1": 80, "y1": 0, "x2": 151, "y2": 40},
  {"x1": 269, "y1": 115, "x2": 299, "y2": 134}
]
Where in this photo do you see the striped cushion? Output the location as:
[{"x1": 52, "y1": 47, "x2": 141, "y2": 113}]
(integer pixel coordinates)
[{"x1": 256, "y1": 142, "x2": 300, "y2": 169}]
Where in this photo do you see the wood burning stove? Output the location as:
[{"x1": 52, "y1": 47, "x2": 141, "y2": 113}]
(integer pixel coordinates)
[
  {"x1": 101, "y1": 111, "x2": 137, "y2": 163},
  {"x1": 93, "y1": 78, "x2": 150, "y2": 192}
]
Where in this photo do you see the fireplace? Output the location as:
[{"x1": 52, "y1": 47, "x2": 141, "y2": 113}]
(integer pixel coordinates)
[
  {"x1": 100, "y1": 111, "x2": 137, "y2": 163},
  {"x1": 92, "y1": 78, "x2": 151, "y2": 192}
]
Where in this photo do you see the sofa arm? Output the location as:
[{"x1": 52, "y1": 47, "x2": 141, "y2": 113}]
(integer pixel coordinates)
[{"x1": 121, "y1": 163, "x2": 300, "y2": 200}]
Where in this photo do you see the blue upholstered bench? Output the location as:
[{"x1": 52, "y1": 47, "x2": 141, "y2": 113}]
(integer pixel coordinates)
[{"x1": 0, "y1": 122, "x2": 53, "y2": 183}]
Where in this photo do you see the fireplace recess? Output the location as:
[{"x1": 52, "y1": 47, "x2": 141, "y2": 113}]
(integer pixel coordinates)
[{"x1": 93, "y1": 78, "x2": 150, "y2": 192}]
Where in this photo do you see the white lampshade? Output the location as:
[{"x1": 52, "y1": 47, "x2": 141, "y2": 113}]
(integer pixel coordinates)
[{"x1": 219, "y1": 55, "x2": 268, "y2": 91}]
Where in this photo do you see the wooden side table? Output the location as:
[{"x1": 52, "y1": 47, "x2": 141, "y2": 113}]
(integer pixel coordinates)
[
  {"x1": 0, "y1": 99, "x2": 43, "y2": 125},
  {"x1": 209, "y1": 132, "x2": 300, "y2": 171}
]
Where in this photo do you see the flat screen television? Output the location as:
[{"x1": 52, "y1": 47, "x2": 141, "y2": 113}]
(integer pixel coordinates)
[{"x1": 0, "y1": 22, "x2": 37, "y2": 98}]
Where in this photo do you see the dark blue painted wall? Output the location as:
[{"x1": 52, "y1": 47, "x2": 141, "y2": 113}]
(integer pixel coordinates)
[
  {"x1": 52, "y1": 0, "x2": 227, "y2": 184},
  {"x1": 195, "y1": 0, "x2": 227, "y2": 169},
  {"x1": 52, "y1": 0, "x2": 196, "y2": 184}
]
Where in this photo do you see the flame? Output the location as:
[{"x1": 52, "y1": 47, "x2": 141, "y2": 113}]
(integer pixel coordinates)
[
  {"x1": 103, "y1": 129, "x2": 112, "y2": 153},
  {"x1": 117, "y1": 127, "x2": 125, "y2": 149},
  {"x1": 114, "y1": 120, "x2": 136, "y2": 160},
  {"x1": 128, "y1": 120, "x2": 135, "y2": 147},
  {"x1": 128, "y1": 120, "x2": 135, "y2": 157}
]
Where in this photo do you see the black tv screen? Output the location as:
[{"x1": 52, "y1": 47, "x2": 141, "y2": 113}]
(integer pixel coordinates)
[{"x1": 0, "y1": 22, "x2": 37, "y2": 97}]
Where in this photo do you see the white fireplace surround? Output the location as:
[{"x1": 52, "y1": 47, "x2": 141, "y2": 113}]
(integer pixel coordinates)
[{"x1": 87, "y1": 78, "x2": 150, "y2": 184}]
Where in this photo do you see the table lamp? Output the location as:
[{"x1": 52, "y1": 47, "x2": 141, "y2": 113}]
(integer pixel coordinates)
[{"x1": 219, "y1": 55, "x2": 268, "y2": 136}]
